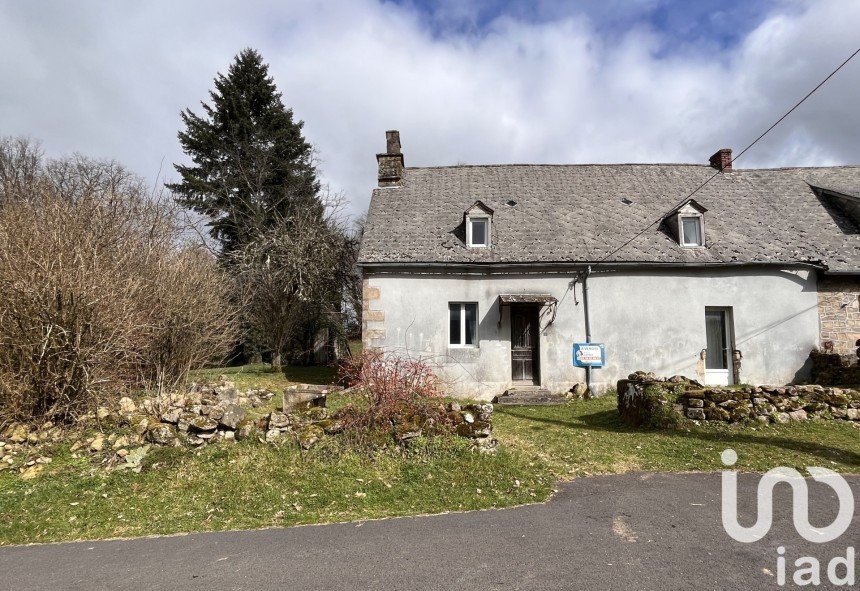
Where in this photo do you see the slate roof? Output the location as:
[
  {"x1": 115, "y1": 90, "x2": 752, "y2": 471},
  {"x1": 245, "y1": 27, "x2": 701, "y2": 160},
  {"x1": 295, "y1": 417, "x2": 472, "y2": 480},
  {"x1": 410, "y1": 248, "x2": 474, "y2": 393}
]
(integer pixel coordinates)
[{"x1": 358, "y1": 163, "x2": 860, "y2": 273}]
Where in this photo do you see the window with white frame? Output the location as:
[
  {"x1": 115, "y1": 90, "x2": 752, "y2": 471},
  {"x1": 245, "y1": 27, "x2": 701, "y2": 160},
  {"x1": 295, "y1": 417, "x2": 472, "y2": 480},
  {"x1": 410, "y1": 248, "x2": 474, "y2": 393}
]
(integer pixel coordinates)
[
  {"x1": 449, "y1": 302, "x2": 478, "y2": 346},
  {"x1": 680, "y1": 216, "x2": 704, "y2": 247},
  {"x1": 466, "y1": 216, "x2": 490, "y2": 248}
]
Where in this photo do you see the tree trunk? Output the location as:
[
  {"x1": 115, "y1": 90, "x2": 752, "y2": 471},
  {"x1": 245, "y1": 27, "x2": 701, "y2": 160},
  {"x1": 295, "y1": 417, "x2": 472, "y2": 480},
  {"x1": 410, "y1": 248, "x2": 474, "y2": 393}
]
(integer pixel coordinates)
[{"x1": 271, "y1": 351, "x2": 282, "y2": 370}]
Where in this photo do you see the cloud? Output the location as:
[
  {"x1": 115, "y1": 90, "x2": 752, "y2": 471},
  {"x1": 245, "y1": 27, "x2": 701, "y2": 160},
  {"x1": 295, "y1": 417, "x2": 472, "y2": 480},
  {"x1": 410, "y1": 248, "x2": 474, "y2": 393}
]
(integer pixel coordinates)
[{"x1": 0, "y1": 0, "x2": 858, "y2": 219}]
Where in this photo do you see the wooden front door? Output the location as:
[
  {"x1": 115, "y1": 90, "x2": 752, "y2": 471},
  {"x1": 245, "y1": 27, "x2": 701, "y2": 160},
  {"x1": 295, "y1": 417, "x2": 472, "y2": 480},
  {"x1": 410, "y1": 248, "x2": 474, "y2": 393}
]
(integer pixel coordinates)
[{"x1": 511, "y1": 306, "x2": 540, "y2": 384}]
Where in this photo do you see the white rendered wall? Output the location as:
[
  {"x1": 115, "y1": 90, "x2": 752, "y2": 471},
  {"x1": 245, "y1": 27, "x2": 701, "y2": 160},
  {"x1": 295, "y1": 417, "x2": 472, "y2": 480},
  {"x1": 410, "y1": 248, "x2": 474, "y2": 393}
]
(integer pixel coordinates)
[{"x1": 362, "y1": 268, "x2": 820, "y2": 400}]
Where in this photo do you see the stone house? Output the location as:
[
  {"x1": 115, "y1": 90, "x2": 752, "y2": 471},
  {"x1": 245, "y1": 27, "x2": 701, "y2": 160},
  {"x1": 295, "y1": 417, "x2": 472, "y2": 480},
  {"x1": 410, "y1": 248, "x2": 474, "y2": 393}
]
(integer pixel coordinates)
[{"x1": 358, "y1": 131, "x2": 860, "y2": 400}]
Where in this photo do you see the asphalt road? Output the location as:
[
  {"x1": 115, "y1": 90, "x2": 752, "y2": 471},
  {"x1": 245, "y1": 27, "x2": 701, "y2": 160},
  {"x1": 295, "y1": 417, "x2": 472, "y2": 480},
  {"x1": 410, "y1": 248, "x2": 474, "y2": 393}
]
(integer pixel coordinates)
[{"x1": 2, "y1": 472, "x2": 858, "y2": 591}]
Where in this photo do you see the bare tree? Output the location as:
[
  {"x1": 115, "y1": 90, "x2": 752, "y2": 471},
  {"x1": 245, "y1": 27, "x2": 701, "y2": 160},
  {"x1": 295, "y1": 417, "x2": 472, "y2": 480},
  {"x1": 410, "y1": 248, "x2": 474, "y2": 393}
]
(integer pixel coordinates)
[
  {"x1": 229, "y1": 191, "x2": 353, "y2": 369},
  {"x1": 343, "y1": 213, "x2": 365, "y2": 340},
  {"x1": 0, "y1": 136, "x2": 43, "y2": 204}
]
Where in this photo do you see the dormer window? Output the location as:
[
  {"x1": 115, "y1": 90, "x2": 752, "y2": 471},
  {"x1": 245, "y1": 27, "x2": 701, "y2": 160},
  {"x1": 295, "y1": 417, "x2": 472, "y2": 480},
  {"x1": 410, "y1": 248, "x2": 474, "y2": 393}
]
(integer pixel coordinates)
[
  {"x1": 664, "y1": 198, "x2": 707, "y2": 249},
  {"x1": 681, "y1": 216, "x2": 703, "y2": 247},
  {"x1": 464, "y1": 200, "x2": 494, "y2": 248},
  {"x1": 467, "y1": 216, "x2": 489, "y2": 247}
]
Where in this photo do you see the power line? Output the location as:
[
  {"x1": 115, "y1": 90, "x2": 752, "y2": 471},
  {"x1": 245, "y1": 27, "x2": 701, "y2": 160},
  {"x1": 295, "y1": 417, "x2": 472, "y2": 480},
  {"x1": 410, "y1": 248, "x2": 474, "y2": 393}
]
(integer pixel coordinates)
[
  {"x1": 734, "y1": 45, "x2": 860, "y2": 165},
  {"x1": 594, "y1": 45, "x2": 860, "y2": 266}
]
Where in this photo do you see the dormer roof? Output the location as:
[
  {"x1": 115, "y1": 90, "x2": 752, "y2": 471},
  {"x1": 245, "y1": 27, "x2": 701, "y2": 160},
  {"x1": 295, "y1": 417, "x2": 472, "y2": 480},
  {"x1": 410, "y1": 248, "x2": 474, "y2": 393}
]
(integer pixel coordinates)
[
  {"x1": 668, "y1": 198, "x2": 708, "y2": 216},
  {"x1": 466, "y1": 200, "x2": 494, "y2": 216}
]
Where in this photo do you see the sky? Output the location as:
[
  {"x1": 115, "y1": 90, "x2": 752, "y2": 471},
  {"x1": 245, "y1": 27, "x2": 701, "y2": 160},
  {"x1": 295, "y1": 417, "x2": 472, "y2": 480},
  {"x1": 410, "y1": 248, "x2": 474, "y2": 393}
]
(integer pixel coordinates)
[{"x1": 1, "y1": 0, "x2": 859, "y2": 218}]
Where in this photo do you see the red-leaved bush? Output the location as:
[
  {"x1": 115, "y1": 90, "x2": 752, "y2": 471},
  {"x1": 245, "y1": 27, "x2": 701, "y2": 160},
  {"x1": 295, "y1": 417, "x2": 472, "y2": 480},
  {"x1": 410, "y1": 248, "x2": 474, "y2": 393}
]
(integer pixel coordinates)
[{"x1": 336, "y1": 350, "x2": 452, "y2": 445}]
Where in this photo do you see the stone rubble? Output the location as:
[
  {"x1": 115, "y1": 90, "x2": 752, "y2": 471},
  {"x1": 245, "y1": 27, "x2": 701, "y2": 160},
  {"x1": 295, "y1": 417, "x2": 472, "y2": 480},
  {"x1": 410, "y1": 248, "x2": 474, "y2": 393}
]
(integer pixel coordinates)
[
  {"x1": 446, "y1": 402, "x2": 498, "y2": 453},
  {"x1": 0, "y1": 376, "x2": 277, "y2": 475},
  {"x1": 0, "y1": 377, "x2": 500, "y2": 476}
]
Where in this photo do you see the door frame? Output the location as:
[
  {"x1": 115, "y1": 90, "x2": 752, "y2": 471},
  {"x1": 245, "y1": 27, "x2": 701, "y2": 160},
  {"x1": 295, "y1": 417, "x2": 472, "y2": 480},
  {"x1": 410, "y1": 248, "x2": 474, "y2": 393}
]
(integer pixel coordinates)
[
  {"x1": 510, "y1": 304, "x2": 541, "y2": 386},
  {"x1": 704, "y1": 306, "x2": 735, "y2": 386}
]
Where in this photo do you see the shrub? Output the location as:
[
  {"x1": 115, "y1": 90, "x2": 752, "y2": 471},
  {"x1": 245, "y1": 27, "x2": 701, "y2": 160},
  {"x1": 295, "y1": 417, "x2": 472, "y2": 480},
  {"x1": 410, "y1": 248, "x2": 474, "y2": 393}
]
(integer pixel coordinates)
[
  {"x1": 142, "y1": 247, "x2": 238, "y2": 394},
  {"x1": 0, "y1": 139, "x2": 237, "y2": 424},
  {"x1": 336, "y1": 351, "x2": 452, "y2": 446}
]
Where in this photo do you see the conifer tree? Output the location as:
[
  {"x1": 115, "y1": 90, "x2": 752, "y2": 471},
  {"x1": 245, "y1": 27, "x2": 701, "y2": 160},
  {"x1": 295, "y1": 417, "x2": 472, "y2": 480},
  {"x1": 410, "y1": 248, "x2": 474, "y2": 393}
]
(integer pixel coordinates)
[{"x1": 169, "y1": 48, "x2": 321, "y2": 255}]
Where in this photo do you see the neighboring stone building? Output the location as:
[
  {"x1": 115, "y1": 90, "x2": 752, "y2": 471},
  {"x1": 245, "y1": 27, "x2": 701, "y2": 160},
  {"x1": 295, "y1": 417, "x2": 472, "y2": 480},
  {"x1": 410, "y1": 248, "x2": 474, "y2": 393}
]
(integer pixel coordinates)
[
  {"x1": 358, "y1": 131, "x2": 860, "y2": 400},
  {"x1": 818, "y1": 276, "x2": 860, "y2": 357}
]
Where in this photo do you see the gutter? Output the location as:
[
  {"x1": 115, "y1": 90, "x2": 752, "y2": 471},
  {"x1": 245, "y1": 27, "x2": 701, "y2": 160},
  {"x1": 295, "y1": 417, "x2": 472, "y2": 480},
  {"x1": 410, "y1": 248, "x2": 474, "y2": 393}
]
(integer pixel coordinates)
[{"x1": 358, "y1": 260, "x2": 828, "y2": 276}]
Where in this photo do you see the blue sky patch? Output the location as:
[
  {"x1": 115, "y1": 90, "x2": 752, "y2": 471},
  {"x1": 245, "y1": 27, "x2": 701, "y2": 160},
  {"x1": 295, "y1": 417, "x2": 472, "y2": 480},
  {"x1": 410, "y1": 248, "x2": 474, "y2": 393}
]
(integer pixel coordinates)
[{"x1": 388, "y1": 0, "x2": 777, "y2": 54}]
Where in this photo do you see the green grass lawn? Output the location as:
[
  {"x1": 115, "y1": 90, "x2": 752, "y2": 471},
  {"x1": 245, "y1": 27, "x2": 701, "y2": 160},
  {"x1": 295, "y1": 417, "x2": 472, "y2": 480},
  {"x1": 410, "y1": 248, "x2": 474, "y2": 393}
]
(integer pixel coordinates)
[
  {"x1": 1, "y1": 387, "x2": 857, "y2": 546},
  {"x1": 190, "y1": 362, "x2": 337, "y2": 391},
  {"x1": 494, "y1": 398, "x2": 860, "y2": 477},
  {"x1": 0, "y1": 437, "x2": 549, "y2": 545}
]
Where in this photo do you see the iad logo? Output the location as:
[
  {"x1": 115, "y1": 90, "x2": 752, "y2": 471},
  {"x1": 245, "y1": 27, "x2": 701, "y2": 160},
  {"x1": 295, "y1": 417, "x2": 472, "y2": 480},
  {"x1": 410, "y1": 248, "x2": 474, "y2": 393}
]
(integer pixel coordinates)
[
  {"x1": 721, "y1": 449, "x2": 856, "y2": 586},
  {"x1": 721, "y1": 448, "x2": 854, "y2": 543}
]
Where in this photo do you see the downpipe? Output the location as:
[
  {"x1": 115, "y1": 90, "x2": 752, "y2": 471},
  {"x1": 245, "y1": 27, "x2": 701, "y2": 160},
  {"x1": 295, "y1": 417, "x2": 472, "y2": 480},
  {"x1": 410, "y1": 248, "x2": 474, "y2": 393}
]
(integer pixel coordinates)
[{"x1": 582, "y1": 265, "x2": 592, "y2": 393}]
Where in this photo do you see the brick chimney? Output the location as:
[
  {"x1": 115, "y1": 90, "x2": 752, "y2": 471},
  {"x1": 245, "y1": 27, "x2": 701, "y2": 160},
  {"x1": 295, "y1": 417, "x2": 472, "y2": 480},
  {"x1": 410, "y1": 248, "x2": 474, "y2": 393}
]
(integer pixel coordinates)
[
  {"x1": 377, "y1": 130, "x2": 404, "y2": 187},
  {"x1": 709, "y1": 148, "x2": 733, "y2": 172}
]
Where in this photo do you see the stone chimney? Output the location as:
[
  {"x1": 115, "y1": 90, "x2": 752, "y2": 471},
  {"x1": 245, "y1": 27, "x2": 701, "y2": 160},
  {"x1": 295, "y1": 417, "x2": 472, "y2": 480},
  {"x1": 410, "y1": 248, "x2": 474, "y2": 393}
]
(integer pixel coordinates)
[
  {"x1": 377, "y1": 130, "x2": 404, "y2": 187},
  {"x1": 709, "y1": 148, "x2": 733, "y2": 172}
]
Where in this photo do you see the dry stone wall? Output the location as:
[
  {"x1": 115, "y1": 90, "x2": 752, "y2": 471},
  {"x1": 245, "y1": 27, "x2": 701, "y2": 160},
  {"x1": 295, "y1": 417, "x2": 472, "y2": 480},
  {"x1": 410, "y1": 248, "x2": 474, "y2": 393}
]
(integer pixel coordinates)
[
  {"x1": 617, "y1": 371, "x2": 860, "y2": 428},
  {"x1": 680, "y1": 385, "x2": 860, "y2": 424},
  {"x1": 810, "y1": 350, "x2": 860, "y2": 386}
]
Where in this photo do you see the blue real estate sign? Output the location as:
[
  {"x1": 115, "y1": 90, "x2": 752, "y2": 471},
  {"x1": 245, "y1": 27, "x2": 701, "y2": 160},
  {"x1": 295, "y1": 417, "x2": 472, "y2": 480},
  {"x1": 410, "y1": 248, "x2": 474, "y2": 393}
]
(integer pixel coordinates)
[{"x1": 573, "y1": 343, "x2": 605, "y2": 368}]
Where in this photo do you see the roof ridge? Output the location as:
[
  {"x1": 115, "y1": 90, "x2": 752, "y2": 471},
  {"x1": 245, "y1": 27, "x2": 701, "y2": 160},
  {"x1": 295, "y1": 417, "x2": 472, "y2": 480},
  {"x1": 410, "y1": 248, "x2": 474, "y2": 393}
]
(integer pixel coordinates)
[
  {"x1": 740, "y1": 164, "x2": 860, "y2": 171},
  {"x1": 403, "y1": 163, "x2": 860, "y2": 172},
  {"x1": 405, "y1": 163, "x2": 710, "y2": 170}
]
